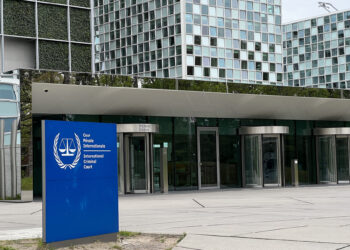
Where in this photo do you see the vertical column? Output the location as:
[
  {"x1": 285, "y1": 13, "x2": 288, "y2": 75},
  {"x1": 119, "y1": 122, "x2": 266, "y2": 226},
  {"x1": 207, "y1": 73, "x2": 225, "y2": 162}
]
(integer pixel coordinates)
[
  {"x1": 67, "y1": 0, "x2": 72, "y2": 72},
  {"x1": 35, "y1": 0, "x2": 39, "y2": 69},
  {"x1": 10, "y1": 119, "x2": 17, "y2": 198},
  {"x1": 90, "y1": 0, "x2": 95, "y2": 74},
  {"x1": 1, "y1": 0, "x2": 5, "y2": 73},
  {"x1": 0, "y1": 119, "x2": 5, "y2": 199}
]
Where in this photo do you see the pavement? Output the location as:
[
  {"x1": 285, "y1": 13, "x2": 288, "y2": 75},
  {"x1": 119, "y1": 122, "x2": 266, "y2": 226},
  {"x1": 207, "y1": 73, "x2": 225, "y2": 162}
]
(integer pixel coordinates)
[{"x1": 1, "y1": 185, "x2": 350, "y2": 249}]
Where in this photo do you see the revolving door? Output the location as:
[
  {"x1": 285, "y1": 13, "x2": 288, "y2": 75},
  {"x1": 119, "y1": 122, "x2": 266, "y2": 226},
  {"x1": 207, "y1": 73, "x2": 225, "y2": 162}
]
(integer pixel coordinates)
[
  {"x1": 117, "y1": 124, "x2": 159, "y2": 194},
  {"x1": 314, "y1": 128, "x2": 350, "y2": 184},
  {"x1": 240, "y1": 126, "x2": 289, "y2": 188}
]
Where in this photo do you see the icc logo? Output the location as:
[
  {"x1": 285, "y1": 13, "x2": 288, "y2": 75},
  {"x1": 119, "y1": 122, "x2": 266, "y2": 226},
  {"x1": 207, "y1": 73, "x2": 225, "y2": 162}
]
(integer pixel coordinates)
[{"x1": 53, "y1": 133, "x2": 81, "y2": 170}]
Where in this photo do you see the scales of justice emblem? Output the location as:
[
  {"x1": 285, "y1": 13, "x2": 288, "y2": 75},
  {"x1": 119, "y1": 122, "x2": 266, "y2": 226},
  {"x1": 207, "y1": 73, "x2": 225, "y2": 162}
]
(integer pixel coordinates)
[{"x1": 53, "y1": 133, "x2": 81, "y2": 169}]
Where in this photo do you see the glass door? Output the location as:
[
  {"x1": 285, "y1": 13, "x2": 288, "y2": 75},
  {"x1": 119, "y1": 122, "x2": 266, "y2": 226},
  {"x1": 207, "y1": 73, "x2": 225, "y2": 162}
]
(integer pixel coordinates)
[
  {"x1": 317, "y1": 136, "x2": 337, "y2": 184},
  {"x1": 336, "y1": 136, "x2": 350, "y2": 183},
  {"x1": 262, "y1": 136, "x2": 280, "y2": 186},
  {"x1": 197, "y1": 128, "x2": 220, "y2": 189},
  {"x1": 125, "y1": 134, "x2": 149, "y2": 193},
  {"x1": 243, "y1": 135, "x2": 262, "y2": 187}
]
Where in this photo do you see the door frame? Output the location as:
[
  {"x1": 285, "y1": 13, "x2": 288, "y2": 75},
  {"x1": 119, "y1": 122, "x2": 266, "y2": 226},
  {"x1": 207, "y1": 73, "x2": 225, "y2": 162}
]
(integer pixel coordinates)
[
  {"x1": 197, "y1": 127, "x2": 220, "y2": 190},
  {"x1": 124, "y1": 133, "x2": 151, "y2": 194},
  {"x1": 335, "y1": 135, "x2": 350, "y2": 184}
]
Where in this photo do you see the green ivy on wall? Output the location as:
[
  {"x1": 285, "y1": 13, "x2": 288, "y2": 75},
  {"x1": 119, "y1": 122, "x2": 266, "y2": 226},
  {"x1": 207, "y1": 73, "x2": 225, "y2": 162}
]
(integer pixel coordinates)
[
  {"x1": 4, "y1": 0, "x2": 35, "y2": 37},
  {"x1": 70, "y1": 0, "x2": 90, "y2": 7},
  {"x1": 71, "y1": 43, "x2": 91, "y2": 72},
  {"x1": 39, "y1": 41, "x2": 69, "y2": 71},
  {"x1": 38, "y1": 4, "x2": 68, "y2": 40},
  {"x1": 41, "y1": 0, "x2": 67, "y2": 4},
  {"x1": 70, "y1": 8, "x2": 91, "y2": 43}
]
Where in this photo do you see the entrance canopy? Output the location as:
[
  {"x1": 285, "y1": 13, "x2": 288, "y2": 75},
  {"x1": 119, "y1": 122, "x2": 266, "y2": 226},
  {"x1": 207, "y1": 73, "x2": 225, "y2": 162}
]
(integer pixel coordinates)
[
  {"x1": 314, "y1": 128, "x2": 350, "y2": 135},
  {"x1": 32, "y1": 83, "x2": 350, "y2": 121}
]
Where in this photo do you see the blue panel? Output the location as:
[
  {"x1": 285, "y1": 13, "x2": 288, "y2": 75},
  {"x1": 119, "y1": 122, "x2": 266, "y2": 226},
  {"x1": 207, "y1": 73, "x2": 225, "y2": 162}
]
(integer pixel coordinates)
[{"x1": 43, "y1": 120, "x2": 118, "y2": 243}]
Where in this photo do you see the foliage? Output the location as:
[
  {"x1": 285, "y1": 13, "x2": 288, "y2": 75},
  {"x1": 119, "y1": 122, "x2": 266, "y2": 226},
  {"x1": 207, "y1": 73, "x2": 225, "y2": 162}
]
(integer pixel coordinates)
[
  {"x1": 70, "y1": 0, "x2": 90, "y2": 7},
  {"x1": 178, "y1": 80, "x2": 227, "y2": 93},
  {"x1": 117, "y1": 231, "x2": 141, "y2": 237},
  {"x1": 41, "y1": 0, "x2": 67, "y2": 4},
  {"x1": 142, "y1": 78, "x2": 176, "y2": 90},
  {"x1": 21, "y1": 177, "x2": 33, "y2": 191},
  {"x1": 4, "y1": 0, "x2": 35, "y2": 37},
  {"x1": 71, "y1": 44, "x2": 91, "y2": 72},
  {"x1": 39, "y1": 41, "x2": 69, "y2": 71},
  {"x1": 0, "y1": 246, "x2": 16, "y2": 250},
  {"x1": 70, "y1": 8, "x2": 91, "y2": 42},
  {"x1": 38, "y1": 4, "x2": 68, "y2": 40}
]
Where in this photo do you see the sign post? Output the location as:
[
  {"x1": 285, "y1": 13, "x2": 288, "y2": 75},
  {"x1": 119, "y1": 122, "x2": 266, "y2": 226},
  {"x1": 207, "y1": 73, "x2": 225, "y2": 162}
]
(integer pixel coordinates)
[{"x1": 42, "y1": 120, "x2": 118, "y2": 243}]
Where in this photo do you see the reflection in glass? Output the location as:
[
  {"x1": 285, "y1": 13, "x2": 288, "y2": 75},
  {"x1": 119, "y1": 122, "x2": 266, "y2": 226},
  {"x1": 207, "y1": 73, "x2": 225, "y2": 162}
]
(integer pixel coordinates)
[
  {"x1": 199, "y1": 130, "x2": 218, "y2": 187},
  {"x1": 244, "y1": 135, "x2": 261, "y2": 186},
  {"x1": 129, "y1": 137, "x2": 146, "y2": 191},
  {"x1": 336, "y1": 137, "x2": 349, "y2": 183},
  {"x1": 262, "y1": 137, "x2": 279, "y2": 185},
  {"x1": 318, "y1": 136, "x2": 336, "y2": 183}
]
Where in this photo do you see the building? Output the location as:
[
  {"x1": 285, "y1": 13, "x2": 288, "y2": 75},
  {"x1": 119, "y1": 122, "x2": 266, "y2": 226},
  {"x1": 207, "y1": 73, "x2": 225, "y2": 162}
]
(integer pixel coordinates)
[
  {"x1": 0, "y1": 74, "x2": 20, "y2": 199},
  {"x1": 93, "y1": 0, "x2": 284, "y2": 84},
  {"x1": 11, "y1": 70, "x2": 350, "y2": 197},
  {"x1": 0, "y1": 0, "x2": 92, "y2": 73},
  {"x1": 283, "y1": 10, "x2": 350, "y2": 89}
]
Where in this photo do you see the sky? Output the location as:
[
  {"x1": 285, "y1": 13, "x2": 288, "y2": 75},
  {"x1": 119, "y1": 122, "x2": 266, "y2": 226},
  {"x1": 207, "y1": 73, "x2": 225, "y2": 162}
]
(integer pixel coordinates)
[{"x1": 282, "y1": 0, "x2": 350, "y2": 23}]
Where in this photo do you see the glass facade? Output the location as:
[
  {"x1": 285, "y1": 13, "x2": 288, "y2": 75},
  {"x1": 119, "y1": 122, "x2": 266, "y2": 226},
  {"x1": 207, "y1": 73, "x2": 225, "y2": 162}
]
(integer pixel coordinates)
[
  {"x1": 185, "y1": 0, "x2": 282, "y2": 83},
  {"x1": 94, "y1": 0, "x2": 283, "y2": 84},
  {"x1": 94, "y1": 0, "x2": 183, "y2": 78},
  {"x1": 283, "y1": 10, "x2": 350, "y2": 89},
  {"x1": 0, "y1": 79, "x2": 19, "y2": 140},
  {"x1": 31, "y1": 114, "x2": 350, "y2": 196}
]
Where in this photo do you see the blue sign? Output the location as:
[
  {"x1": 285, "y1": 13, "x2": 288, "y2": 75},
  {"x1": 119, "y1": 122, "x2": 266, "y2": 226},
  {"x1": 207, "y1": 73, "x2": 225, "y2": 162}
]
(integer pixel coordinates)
[{"x1": 42, "y1": 120, "x2": 118, "y2": 243}]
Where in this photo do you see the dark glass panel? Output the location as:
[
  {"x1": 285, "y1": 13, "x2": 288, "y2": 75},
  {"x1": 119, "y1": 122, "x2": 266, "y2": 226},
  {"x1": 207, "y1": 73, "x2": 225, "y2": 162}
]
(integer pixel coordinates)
[
  {"x1": 174, "y1": 117, "x2": 197, "y2": 190},
  {"x1": 218, "y1": 119, "x2": 241, "y2": 188}
]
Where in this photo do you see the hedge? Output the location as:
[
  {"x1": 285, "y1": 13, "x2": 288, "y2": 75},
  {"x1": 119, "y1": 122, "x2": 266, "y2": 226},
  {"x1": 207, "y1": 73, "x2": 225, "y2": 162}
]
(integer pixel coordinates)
[
  {"x1": 70, "y1": 0, "x2": 90, "y2": 7},
  {"x1": 70, "y1": 8, "x2": 91, "y2": 42},
  {"x1": 39, "y1": 41, "x2": 69, "y2": 71},
  {"x1": 4, "y1": 0, "x2": 35, "y2": 37},
  {"x1": 71, "y1": 43, "x2": 91, "y2": 72},
  {"x1": 38, "y1": 4, "x2": 68, "y2": 40}
]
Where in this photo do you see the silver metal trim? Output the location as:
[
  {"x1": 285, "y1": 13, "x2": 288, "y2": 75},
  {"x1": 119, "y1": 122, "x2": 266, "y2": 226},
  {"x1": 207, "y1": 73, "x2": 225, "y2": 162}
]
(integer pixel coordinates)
[
  {"x1": 197, "y1": 127, "x2": 220, "y2": 190},
  {"x1": 67, "y1": 0, "x2": 72, "y2": 72},
  {"x1": 117, "y1": 124, "x2": 159, "y2": 134},
  {"x1": 10, "y1": 119, "x2": 17, "y2": 198},
  {"x1": 239, "y1": 126, "x2": 290, "y2": 135},
  {"x1": 0, "y1": 120, "x2": 5, "y2": 199},
  {"x1": 314, "y1": 128, "x2": 350, "y2": 136},
  {"x1": 41, "y1": 120, "x2": 46, "y2": 242}
]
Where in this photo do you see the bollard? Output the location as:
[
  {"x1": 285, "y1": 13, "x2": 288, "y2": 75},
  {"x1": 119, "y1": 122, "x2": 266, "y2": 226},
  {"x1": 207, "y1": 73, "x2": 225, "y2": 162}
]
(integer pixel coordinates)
[
  {"x1": 291, "y1": 159, "x2": 299, "y2": 187},
  {"x1": 160, "y1": 148, "x2": 168, "y2": 193}
]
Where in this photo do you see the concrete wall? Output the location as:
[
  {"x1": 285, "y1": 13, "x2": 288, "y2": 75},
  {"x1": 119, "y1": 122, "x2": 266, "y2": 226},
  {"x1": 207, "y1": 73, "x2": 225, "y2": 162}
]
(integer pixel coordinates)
[{"x1": 3, "y1": 37, "x2": 36, "y2": 72}]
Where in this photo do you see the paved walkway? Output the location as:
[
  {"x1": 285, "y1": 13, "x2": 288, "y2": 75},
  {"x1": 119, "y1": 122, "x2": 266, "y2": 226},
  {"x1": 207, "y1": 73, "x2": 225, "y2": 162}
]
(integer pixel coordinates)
[{"x1": 1, "y1": 186, "x2": 350, "y2": 249}]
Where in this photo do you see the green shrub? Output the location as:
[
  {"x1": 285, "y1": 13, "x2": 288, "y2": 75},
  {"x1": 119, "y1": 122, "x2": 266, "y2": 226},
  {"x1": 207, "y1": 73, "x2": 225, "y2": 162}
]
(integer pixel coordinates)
[
  {"x1": 71, "y1": 43, "x2": 91, "y2": 72},
  {"x1": 4, "y1": 0, "x2": 35, "y2": 37},
  {"x1": 41, "y1": 0, "x2": 67, "y2": 4},
  {"x1": 70, "y1": 8, "x2": 91, "y2": 43},
  {"x1": 70, "y1": 0, "x2": 90, "y2": 7},
  {"x1": 38, "y1": 4, "x2": 68, "y2": 40},
  {"x1": 39, "y1": 41, "x2": 69, "y2": 71}
]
